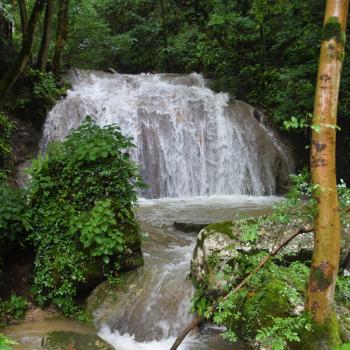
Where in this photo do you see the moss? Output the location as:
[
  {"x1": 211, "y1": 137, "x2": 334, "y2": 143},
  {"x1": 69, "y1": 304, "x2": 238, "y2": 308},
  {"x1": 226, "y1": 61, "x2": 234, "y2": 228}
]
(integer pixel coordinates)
[
  {"x1": 300, "y1": 311, "x2": 341, "y2": 350},
  {"x1": 121, "y1": 250, "x2": 144, "y2": 270},
  {"x1": 322, "y1": 17, "x2": 346, "y2": 46},
  {"x1": 41, "y1": 331, "x2": 113, "y2": 350},
  {"x1": 309, "y1": 261, "x2": 334, "y2": 292},
  {"x1": 205, "y1": 221, "x2": 234, "y2": 238},
  {"x1": 245, "y1": 280, "x2": 292, "y2": 331},
  {"x1": 207, "y1": 252, "x2": 220, "y2": 268}
]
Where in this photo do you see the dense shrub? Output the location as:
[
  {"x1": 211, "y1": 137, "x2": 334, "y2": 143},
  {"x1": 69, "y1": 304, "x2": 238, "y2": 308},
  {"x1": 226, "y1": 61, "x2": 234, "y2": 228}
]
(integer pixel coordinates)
[
  {"x1": 0, "y1": 333, "x2": 16, "y2": 350},
  {"x1": 8, "y1": 69, "x2": 65, "y2": 128},
  {"x1": 0, "y1": 294, "x2": 28, "y2": 325},
  {"x1": 28, "y1": 117, "x2": 144, "y2": 316},
  {"x1": 0, "y1": 180, "x2": 29, "y2": 305},
  {"x1": 192, "y1": 174, "x2": 350, "y2": 349},
  {"x1": 0, "y1": 180, "x2": 30, "y2": 261},
  {"x1": 0, "y1": 112, "x2": 13, "y2": 173}
]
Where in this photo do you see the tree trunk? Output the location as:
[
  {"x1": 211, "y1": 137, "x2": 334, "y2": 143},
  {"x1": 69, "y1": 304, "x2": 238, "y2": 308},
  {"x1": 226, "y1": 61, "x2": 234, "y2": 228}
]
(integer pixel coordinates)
[
  {"x1": 306, "y1": 0, "x2": 349, "y2": 333},
  {"x1": 52, "y1": 0, "x2": 69, "y2": 76},
  {"x1": 0, "y1": 0, "x2": 46, "y2": 96},
  {"x1": 37, "y1": 0, "x2": 54, "y2": 71},
  {"x1": 18, "y1": 0, "x2": 28, "y2": 35}
]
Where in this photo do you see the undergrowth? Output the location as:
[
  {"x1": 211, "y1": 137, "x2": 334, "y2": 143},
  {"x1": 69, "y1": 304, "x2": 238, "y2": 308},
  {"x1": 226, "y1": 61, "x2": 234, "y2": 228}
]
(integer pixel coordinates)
[
  {"x1": 28, "y1": 117, "x2": 143, "y2": 317},
  {"x1": 192, "y1": 172, "x2": 350, "y2": 349}
]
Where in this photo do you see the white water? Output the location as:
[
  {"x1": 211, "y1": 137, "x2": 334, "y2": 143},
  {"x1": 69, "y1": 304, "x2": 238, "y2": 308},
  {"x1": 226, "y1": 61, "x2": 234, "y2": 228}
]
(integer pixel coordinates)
[
  {"x1": 94, "y1": 196, "x2": 278, "y2": 350},
  {"x1": 41, "y1": 70, "x2": 293, "y2": 198}
]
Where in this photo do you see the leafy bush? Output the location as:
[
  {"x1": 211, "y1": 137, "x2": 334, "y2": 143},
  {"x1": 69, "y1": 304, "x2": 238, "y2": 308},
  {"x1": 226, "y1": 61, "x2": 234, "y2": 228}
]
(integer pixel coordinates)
[
  {"x1": 0, "y1": 180, "x2": 30, "y2": 260},
  {"x1": 192, "y1": 174, "x2": 350, "y2": 349},
  {"x1": 28, "y1": 117, "x2": 143, "y2": 316},
  {"x1": 0, "y1": 334, "x2": 16, "y2": 350},
  {"x1": 9, "y1": 69, "x2": 64, "y2": 128},
  {"x1": 0, "y1": 294, "x2": 28, "y2": 324},
  {"x1": 0, "y1": 112, "x2": 14, "y2": 174}
]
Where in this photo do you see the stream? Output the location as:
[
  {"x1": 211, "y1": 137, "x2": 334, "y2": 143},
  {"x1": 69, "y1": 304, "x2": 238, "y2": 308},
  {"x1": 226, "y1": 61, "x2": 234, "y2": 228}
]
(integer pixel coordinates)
[
  {"x1": 5, "y1": 70, "x2": 289, "y2": 348},
  {"x1": 4, "y1": 195, "x2": 278, "y2": 350}
]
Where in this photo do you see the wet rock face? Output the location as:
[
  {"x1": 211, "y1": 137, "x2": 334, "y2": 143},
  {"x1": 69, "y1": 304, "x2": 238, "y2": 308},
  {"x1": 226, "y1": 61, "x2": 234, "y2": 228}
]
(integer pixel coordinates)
[
  {"x1": 191, "y1": 215, "x2": 350, "y2": 296},
  {"x1": 41, "y1": 331, "x2": 114, "y2": 350}
]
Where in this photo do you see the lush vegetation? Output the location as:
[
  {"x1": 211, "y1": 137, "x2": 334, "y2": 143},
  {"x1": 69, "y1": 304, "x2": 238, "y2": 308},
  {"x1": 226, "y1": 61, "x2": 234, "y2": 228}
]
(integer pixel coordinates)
[
  {"x1": 10, "y1": 68, "x2": 65, "y2": 126},
  {"x1": 192, "y1": 174, "x2": 350, "y2": 349},
  {"x1": 28, "y1": 118, "x2": 143, "y2": 316},
  {"x1": 0, "y1": 333, "x2": 16, "y2": 350},
  {"x1": 0, "y1": 181, "x2": 30, "y2": 257},
  {"x1": 0, "y1": 112, "x2": 13, "y2": 176},
  {"x1": 0, "y1": 295, "x2": 27, "y2": 325}
]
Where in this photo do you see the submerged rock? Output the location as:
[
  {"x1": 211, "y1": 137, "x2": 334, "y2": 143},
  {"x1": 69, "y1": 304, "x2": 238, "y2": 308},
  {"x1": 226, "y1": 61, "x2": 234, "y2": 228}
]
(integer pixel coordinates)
[
  {"x1": 41, "y1": 331, "x2": 113, "y2": 350},
  {"x1": 173, "y1": 221, "x2": 208, "y2": 233},
  {"x1": 85, "y1": 268, "x2": 150, "y2": 323}
]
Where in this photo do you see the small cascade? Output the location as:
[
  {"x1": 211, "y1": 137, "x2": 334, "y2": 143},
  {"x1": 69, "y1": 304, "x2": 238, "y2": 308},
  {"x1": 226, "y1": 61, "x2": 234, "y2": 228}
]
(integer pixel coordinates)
[
  {"x1": 41, "y1": 70, "x2": 294, "y2": 198},
  {"x1": 94, "y1": 196, "x2": 279, "y2": 350}
]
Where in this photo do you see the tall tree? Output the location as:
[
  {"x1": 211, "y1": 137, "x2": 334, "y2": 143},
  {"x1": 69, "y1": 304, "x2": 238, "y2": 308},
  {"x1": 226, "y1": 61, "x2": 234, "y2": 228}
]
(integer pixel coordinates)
[
  {"x1": 52, "y1": 0, "x2": 69, "y2": 75},
  {"x1": 37, "y1": 0, "x2": 54, "y2": 71},
  {"x1": 306, "y1": 0, "x2": 349, "y2": 336},
  {"x1": 0, "y1": 0, "x2": 46, "y2": 96},
  {"x1": 18, "y1": 0, "x2": 28, "y2": 35}
]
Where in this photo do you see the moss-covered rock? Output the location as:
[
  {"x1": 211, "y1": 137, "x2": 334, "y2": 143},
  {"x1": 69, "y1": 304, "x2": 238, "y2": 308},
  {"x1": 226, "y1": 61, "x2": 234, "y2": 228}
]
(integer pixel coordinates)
[
  {"x1": 191, "y1": 214, "x2": 350, "y2": 297},
  {"x1": 41, "y1": 331, "x2": 113, "y2": 350}
]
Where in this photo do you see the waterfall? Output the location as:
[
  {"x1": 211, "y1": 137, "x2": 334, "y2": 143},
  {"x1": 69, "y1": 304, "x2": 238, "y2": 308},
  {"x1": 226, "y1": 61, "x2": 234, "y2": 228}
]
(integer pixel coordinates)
[{"x1": 41, "y1": 70, "x2": 294, "y2": 198}]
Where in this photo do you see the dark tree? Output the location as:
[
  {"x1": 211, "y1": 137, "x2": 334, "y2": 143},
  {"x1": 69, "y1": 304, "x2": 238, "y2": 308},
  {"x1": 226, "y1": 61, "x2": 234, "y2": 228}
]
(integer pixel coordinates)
[
  {"x1": 0, "y1": 0, "x2": 46, "y2": 96},
  {"x1": 52, "y1": 0, "x2": 69, "y2": 75},
  {"x1": 37, "y1": 0, "x2": 54, "y2": 71}
]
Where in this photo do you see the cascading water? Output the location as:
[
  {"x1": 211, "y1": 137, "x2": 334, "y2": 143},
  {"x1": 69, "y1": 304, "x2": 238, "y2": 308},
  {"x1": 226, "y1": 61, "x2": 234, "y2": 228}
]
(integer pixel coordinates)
[
  {"x1": 94, "y1": 197, "x2": 279, "y2": 350},
  {"x1": 41, "y1": 69, "x2": 294, "y2": 198},
  {"x1": 32, "y1": 70, "x2": 293, "y2": 350}
]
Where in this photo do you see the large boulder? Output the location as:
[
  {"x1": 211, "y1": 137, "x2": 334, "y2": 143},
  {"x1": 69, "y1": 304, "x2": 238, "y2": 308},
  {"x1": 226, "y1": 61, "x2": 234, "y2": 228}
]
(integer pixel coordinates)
[
  {"x1": 41, "y1": 331, "x2": 113, "y2": 350},
  {"x1": 191, "y1": 215, "x2": 350, "y2": 297}
]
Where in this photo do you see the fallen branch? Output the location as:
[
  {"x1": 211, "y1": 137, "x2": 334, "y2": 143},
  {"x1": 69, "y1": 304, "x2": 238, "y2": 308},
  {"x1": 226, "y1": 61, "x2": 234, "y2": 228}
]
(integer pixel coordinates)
[{"x1": 169, "y1": 225, "x2": 314, "y2": 350}]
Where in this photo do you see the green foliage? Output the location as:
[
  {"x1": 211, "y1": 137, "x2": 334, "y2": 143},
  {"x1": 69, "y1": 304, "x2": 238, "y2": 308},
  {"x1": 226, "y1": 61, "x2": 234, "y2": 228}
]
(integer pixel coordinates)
[
  {"x1": 0, "y1": 294, "x2": 28, "y2": 324},
  {"x1": 335, "y1": 276, "x2": 350, "y2": 308},
  {"x1": 0, "y1": 334, "x2": 16, "y2": 350},
  {"x1": 239, "y1": 221, "x2": 260, "y2": 243},
  {"x1": 0, "y1": 180, "x2": 30, "y2": 259},
  {"x1": 192, "y1": 174, "x2": 350, "y2": 349},
  {"x1": 333, "y1": 344, "x2": 350, "y2": 350},
  {"x1": 0, "y1": 112, "x2": 13, "y2": 173},
  {"x1": 209, "y1": 260, "x2": 311, "y2": 349},
  {"x1": 70, "y1": 199, "x2": 125, "y2": 264},
  {"x1": 14, "y1": 69, "x2": 64, "y2": 124},
  {"x1": 191, "y1": 285, "x2": 211, "y2": 317},
  {"x1": 256, "y1": 315, "x2": 312, "y2": 350},
  {"x1": 28, "y1": 117, "x2": 143, "y2": 316}
]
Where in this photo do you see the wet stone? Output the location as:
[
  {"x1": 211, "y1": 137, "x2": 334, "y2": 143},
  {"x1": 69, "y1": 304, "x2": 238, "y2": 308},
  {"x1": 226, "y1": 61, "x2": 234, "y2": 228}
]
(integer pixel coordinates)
[{"x1": 41, "y1": 331, "x2": 114, "y2": 350}]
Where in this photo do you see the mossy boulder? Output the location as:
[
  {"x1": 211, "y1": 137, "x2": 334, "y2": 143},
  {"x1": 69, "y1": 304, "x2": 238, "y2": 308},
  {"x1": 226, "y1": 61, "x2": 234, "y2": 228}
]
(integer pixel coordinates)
[
  {"x1": 119, "y1": 224, "x2": 144, "y2": 271},
  {"x1": 191, "y1": 214, "x2": 350, "y2": 297},
  {"x1": 41, "y1": 331, "x2": 113, "y2": 350}
]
